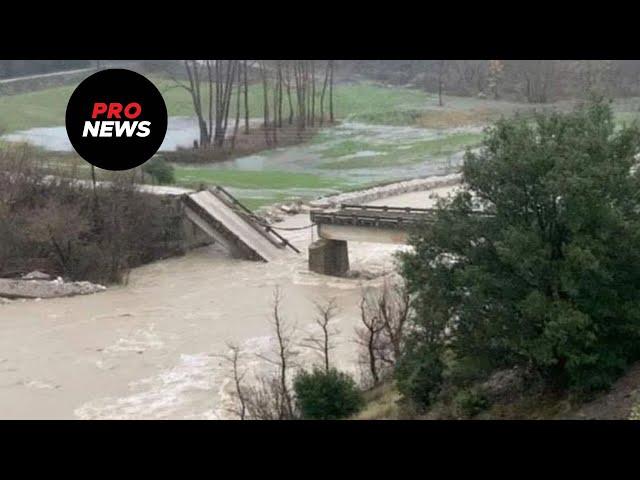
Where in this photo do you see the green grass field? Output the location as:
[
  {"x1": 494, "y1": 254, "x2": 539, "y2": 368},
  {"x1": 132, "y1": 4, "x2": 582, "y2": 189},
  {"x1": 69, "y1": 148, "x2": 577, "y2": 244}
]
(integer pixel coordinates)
[
  {"x1": 174, "y1": 167, "x2": 348, "y2": 190},
  {"x1": 173, "y1": 167, "x2": 352, "y2": 209}
]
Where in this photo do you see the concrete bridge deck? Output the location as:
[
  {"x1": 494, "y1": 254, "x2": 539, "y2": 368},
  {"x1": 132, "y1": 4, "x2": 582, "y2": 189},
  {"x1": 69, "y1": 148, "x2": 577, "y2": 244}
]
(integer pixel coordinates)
[
  {"x1": 183, "y1": 187, "x2": 298, "y2": 262},
  {"x1": 308, "y1": 204, "x2": 437, "y2": 276}
]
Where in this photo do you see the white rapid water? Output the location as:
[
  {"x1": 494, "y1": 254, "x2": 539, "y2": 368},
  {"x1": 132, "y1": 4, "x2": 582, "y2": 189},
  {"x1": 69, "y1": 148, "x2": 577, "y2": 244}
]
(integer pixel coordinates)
[{"x1": 0, "y1": 185, "x2": 457, "y2": 419}]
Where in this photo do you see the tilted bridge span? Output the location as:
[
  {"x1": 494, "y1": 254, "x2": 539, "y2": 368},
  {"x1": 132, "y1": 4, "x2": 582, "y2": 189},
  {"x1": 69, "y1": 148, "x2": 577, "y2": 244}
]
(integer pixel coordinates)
[{"x1": 179, "y1": 186, "x2": 440, "y2": 277}]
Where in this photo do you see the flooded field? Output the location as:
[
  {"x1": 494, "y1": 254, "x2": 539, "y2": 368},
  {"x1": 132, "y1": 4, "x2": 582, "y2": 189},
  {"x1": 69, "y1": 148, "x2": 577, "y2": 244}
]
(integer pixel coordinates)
[
  {"x1": 171, "y1": 120, "x2": 480, "y2": 206},
  {"x1": 2, "y1": 115, "x2": 480, "y2": 208},
  {"x1": 3, "y1": 116, "x2": 227, "y2": 152},
  {"x1": 0, "y1": 185, "x2": 457, "y2": 419}
]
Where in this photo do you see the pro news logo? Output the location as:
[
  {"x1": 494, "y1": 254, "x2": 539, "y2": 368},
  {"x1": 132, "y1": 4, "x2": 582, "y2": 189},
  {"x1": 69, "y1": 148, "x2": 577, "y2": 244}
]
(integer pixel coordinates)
[
  {"x1": 66, "y1": 69, "x2": 167, "y2": 171},
  {"x1": 83, "y1": 101, "x2": 151, "y2": 138}
]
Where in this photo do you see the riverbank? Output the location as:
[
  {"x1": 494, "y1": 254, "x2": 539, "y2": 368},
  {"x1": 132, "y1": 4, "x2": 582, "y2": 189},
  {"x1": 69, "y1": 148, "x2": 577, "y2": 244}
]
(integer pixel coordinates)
[{"x1": 0, "y1": 179, "x2": 459, "y2": 419}]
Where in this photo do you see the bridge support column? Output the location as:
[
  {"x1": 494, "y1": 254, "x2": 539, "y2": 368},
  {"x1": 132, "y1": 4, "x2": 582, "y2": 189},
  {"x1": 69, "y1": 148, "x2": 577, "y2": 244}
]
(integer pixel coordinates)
[{"x1": 308, "y1": 239, "x2": 349, "y2": 276}]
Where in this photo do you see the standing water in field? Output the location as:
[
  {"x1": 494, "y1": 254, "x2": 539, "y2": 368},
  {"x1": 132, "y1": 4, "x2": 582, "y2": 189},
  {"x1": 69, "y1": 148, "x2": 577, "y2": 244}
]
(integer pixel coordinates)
[{"x1": 2, "y1": 117, "x2": 480, "y2": 207}]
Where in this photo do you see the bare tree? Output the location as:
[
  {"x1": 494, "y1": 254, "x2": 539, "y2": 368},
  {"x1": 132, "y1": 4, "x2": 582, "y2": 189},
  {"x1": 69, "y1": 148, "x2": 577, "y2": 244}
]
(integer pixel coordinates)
[
  {"x1": 183, "y1": 60, "x2": 209, "y2": 147},
  {"x1": 487, "y1": 60, "x2": 504, "y2": 100},
  {"x1": 243, "y1": 60, "x2": 250, "y2": 134},
  {"x1": 285, "y1": 62, "x2": 294, "y2": 125},
  {"x1": 231, "y1": 62, "x2": 242, "y2": 150},
  {"x1": 319, "y1": 60, "x2": 330, "y2": 126},
  {"x1": 515, "y1": 60, "x2": 557, "y2": 103},
  {"x1": 329, "y1": 60, "x2": 335, "y2": 123},
  {"x1": 243, "y1": 376, "x2": 290, "y2": 420},
  {"x1": 355, "y1": 280, "x2": 411, "y2": 387},
  {"x1": 374, "y1": 281, "x2": 411, "y2": 366},
  {"x1": 253, "y1": 287, "x2": 298, "y2": 419},
  {"x1": 310, "y1": 60, "x2": 316, "y2": 127},
  {"x1": 217, "y1": 342, "x2": 248, "y2": 420},
  {"x1": 259, "y1": 61, "x2": 273, "y2": 146},
  {"x1": 355, "y1": 293, "x2": 386, "y2": 386},
  {"x1": 437, "y1": 60, "x2": 447, "y2": 107},
  {"x1": 302, "y1": 298, "x2": 340, "y2": 371}
]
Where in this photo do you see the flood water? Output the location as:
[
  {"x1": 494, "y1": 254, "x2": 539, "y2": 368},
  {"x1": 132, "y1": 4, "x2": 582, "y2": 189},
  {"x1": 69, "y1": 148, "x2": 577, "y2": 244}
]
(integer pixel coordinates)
[
  {"x1": 0, "y1": 186, "x2": 457, "y2": 419},
  {"x1": 3, "y1": 117, "x2": 213, "y2": 152}
]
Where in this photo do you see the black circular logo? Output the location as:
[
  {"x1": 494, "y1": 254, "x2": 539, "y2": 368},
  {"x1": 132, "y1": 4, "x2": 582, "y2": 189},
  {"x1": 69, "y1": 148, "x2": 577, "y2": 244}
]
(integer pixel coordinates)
[{"x1": 65, "y1": 69, "x2": 167, "y2": 171}]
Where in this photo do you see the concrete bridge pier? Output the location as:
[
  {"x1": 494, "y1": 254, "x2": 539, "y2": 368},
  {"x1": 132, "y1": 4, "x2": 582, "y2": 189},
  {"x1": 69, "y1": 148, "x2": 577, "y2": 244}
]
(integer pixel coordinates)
[{"x1": 308, "y1": 239, "x2": 349, "y2": 276}]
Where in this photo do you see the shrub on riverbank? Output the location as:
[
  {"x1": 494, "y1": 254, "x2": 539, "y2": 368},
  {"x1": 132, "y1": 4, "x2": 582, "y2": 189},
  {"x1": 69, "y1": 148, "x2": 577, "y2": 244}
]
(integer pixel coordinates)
[
  {"x1": 0, "y1": 146, "x2": 184, "y2": 283},
  {"x1": 293, "y1": 367, "x2": 363, "y2": 420}
]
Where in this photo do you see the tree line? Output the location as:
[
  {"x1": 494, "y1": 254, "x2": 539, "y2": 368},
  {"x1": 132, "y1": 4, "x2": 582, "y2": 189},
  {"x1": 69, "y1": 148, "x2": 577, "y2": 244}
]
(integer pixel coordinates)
[
  {"x1": 0, "y1": 60, "x2": 91, "y2": 79},
  {"x1": 348, "y1": 60, "x2": 640, "y2": 104},
  {"x1": 176, "y1": 60, "x2": 336, "y2": 151}
]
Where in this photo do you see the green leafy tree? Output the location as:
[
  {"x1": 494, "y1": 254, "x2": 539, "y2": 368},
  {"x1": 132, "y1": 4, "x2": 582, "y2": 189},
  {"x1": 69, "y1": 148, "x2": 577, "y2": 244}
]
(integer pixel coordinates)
[
  {"x1": 293, "y1": 367, "x2": 363, "y2": 419},
  {"x1": 399, "y1": 98, "x2": 640, "y2": 394}
]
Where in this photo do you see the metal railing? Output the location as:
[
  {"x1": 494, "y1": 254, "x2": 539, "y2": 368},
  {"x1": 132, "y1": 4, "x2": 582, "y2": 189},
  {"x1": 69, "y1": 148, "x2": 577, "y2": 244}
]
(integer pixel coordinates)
[{"x1": 211, "y1": 186, "x2": 300, "y2": 254}]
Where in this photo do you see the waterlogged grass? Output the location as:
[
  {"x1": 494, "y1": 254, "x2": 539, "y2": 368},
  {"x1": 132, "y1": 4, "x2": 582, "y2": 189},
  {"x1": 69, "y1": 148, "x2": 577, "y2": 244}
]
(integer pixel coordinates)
[
  {"x1": 317, "y1": 132, "x2": 483, "y2": 170},
  {"x1": 317, "y1": 139, "x2": 388, "y2": 158},
  {"x1": 332, "y1": 84, "x2": 433, "y2": 124},
  {"x1": 174, "y1": 167, "x2": 349, "y2": 190}
]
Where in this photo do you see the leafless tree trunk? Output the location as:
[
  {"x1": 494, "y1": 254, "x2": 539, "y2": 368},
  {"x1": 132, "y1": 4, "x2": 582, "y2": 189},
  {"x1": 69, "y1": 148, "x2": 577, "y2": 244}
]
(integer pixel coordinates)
[
  {"x1": 319, "y1": 60, "x2": 330, "y2": 126},
  {"x1": 272, "y1": 61, "x2": 279, "y2": 144},
  {"x1": 376, "y1": 281, "x2": 410, "y2": 365},
  {"x1": 438, "y1": 60, "x2": 446, "y2": 107},
  {"x1": 218, "y1": 342, "x2": 247, "y2": 420},
  {"x1": 277, "y1": 61, "x2": 284, "y2": 128},
  {"x1": 184, "y1": 60, "x2": 209, "y2": 147},
  {"x1": 329, "y1": 60, "x2": 335, "y2": 123},
  {"x1": 243, "y1": 60, "x2": 250, "y2": 134},
  {"x1": 206, "y1": 60, "x2": 214, "y2": 144},
  {"x1": 231, "y1": 64, "x2": 242, "y2": 150},
  {"x1": 286, "y1": 62, "x2": 294, "y2": 126},
  {"x1": 310, "y1": 60, "x2": 316, "y2": 127},
  {"x1": 254, "y1": 287, "x2": 297, "y2": 419},
  {"x1": 259, "y1": 61, "x2": 272, "y2": 146},
  {"x1": 355, "y1": 281, "x2": 411, "y2": 387},
  {"x1": 90, "y1": 165, "x2": 99, "y2": 213},
  {"x1": 294, "y1": 60, "x2": 306, "y2": 131},
  {"x1": 272, "y1": 288, "x2": 293, "y2": 416},
  {"x1": 356, "y1": 295, "x2": 385, "y2": 386},
  {"x1": 302, "y1": 298, "x2": 339, "y2": 372}
]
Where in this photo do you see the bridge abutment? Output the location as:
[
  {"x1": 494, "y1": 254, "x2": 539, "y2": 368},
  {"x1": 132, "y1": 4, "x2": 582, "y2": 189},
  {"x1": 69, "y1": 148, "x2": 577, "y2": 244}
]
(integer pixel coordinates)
[{"x1": 308, "y1": 239, "x2": 349, "y2": 276}]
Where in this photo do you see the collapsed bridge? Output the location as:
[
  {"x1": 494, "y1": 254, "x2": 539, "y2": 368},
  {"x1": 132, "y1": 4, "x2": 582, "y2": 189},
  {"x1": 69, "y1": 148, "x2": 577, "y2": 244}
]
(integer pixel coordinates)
[{"x1": 182, "y1": 186, "x2": 299, "y2": 262}]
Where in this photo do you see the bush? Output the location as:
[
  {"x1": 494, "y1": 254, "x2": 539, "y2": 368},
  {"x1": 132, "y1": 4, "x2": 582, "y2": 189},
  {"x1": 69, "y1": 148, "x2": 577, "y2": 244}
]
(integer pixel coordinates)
[
  {"x1": 293, "y1": 368, "x2": 363, "y2": 420},
  {"x1": 0, "y1": 148, "x2": 184, "y2": 283},
  {"x1": 395, "y1": 340, "x2": 444, "y2": 410},
  {"x1": 143, "y1": 157, "x2": 175, "y2": 185},
  {"x1": 400, "y1": 98, "x2": 640, "y2": 394},
  {"x1": 630, "y1": 403, "x2": 640, "y2": 421},
  {"x1": 452, "y1": 388, "x2": 489, "y2": 419}
]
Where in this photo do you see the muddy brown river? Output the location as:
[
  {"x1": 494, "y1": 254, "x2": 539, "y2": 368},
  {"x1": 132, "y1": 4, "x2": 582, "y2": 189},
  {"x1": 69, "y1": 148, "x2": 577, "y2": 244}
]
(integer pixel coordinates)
[{"x1": 0, "y1": 186, "x2": 456, "y2": 419}]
